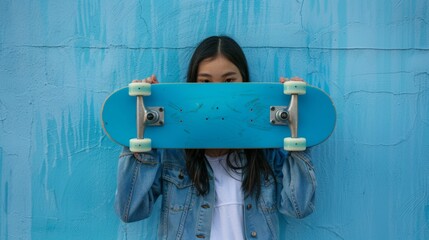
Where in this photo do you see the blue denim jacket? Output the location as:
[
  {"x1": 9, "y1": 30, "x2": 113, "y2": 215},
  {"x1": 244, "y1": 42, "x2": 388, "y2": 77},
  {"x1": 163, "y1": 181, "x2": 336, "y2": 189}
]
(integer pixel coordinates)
[{"x1": 115, "y1": 148, "x2": 316, "y2": 240}]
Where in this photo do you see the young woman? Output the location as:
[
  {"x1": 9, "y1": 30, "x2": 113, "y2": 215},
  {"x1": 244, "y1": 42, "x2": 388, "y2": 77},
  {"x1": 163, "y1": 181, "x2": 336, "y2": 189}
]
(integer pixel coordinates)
[{"x1": 115, "y1": 36, "x2": 316, "y2": 240}]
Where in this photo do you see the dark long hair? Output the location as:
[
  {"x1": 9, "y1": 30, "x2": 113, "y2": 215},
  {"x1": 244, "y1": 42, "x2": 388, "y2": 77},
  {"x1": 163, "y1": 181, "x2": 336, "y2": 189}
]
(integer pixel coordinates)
[
  {"x1": 187, "y1": 36, "x2": 249, "y2": 83},
  {"x1": 185, "y1": 36, "x2": 275, "y2": 198}
]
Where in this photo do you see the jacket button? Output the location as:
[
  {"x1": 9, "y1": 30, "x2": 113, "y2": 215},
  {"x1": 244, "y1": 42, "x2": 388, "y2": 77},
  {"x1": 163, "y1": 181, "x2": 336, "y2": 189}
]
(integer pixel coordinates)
[
  {"x1": 251, "y1": 231, "x2": 257, "y2": 237},
  {"x1": 201, "y1": 204, "x2": 210, "y2": 209},
  {"x1": 196, "y1": 234, "x2": 205, "y2": 238},
  {"x1": 247, "y1": 204, "x2": 252, "y2": 210}
]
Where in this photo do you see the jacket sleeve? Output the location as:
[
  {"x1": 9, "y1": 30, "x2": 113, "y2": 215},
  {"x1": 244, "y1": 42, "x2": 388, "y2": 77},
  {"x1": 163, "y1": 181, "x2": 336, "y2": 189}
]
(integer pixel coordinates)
[
  {"x1": 114, "y1": 147, "x2": 162, "y2": 222},
  {"x1": 273, "y1": 149, "x2": 316, "y2": 218}
]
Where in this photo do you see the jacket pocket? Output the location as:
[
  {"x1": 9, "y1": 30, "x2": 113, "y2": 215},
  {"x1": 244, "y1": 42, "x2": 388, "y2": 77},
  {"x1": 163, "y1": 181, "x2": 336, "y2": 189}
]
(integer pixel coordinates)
[
  {"x1": 259, "y1": 175, "x2": 277, "y2": 213},
  {"x1": 162, "y1": 163, "x2": 194, "y2": 212}
]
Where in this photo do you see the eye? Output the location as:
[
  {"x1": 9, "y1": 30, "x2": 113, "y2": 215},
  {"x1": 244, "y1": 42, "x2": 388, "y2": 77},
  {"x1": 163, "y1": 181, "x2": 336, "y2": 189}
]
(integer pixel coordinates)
[
  {"x1": 197, "y1": 79, "x2": 211, "y2": 83},
  {"x1": 225, "y1": 78, "x2": 235, "y2": 82}
]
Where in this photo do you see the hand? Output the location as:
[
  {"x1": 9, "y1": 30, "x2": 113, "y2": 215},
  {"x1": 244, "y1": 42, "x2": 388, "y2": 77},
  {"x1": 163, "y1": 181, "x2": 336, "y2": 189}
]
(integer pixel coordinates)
[
  {"x1": 132, "y1": 74, "x2": 159, "y2": 84},
  {"x1": 279, "y1": 76, "x2": 305, "y2": 83}
]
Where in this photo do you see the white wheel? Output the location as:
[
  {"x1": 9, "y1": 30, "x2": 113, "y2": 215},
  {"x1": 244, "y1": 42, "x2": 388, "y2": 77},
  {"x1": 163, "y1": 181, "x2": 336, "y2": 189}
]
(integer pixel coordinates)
[
  {"x1": 284, "y1": 137, "x2": 306, "y2": 151},
  {"x1": 129, "y1": 138, "x2": 152, "y2": 152},
  {"x1": 283, "y1": 81, "x2": 306, "y2": 95},
  {"x1": 129, "y1": 82, "x2": 151, "y2": 96}
]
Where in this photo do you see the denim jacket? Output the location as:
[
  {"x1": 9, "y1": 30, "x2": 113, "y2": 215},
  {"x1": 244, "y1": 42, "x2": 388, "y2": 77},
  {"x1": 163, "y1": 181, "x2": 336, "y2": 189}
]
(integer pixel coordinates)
[{"x1": 115, "y1": 148, "x2": 316, "y2": 240}]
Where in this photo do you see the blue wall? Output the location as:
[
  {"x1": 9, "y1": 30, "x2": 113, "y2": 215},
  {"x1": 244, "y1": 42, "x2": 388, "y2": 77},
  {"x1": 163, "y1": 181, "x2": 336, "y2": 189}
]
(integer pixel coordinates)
[{"x1": 1, "y1": 0, "x2": 428, "y2": 239}]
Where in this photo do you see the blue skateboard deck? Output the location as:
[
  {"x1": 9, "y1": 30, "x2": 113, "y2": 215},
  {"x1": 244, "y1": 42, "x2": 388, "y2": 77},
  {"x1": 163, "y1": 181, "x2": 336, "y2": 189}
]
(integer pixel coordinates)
[{"x1": 101, "y1": 83, "x2": 336, "y2": 149}]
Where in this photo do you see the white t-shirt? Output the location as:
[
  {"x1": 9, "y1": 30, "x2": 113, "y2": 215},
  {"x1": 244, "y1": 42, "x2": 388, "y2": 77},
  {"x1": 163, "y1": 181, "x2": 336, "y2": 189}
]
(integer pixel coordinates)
[{"x1": 206, "y1": 153, "x2": 244, "y2": 240}]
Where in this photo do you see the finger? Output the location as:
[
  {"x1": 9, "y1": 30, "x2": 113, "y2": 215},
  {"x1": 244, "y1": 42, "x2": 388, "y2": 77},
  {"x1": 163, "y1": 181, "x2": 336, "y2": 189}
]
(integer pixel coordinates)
[
  {"x1": 151, "y1": 75, "x2": 159, "y2": 84},
  {"x1": 279, "y1": 77, "x2": 288, "y2": 83},
  {"x1": 144, "y1": 76, "x2": 152, "y2": 83},
  {"x1": 290, "y1": 76, "x2": 304, "y2": 82}
]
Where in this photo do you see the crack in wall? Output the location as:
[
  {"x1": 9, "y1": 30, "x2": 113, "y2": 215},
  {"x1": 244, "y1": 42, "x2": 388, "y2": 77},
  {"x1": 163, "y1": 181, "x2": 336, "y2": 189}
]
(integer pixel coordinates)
[{"x1": 2, "y1": 44, "x2": 429, "y2": 52}]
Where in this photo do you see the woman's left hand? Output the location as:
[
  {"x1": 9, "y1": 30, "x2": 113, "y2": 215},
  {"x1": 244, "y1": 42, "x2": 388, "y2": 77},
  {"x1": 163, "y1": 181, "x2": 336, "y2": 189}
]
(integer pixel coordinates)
[{"x1": 280, "y1": 76, "x2": 305, "y2": 83}]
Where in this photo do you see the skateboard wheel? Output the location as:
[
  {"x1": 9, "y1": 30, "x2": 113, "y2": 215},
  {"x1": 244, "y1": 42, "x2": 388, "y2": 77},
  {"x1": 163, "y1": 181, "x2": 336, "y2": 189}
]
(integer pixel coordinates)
[
  {"x1": 284, "y1": 137, "x2": 306, "y2": 151},
  {"x1": 129, "y1": 138, "x2": 152, "y2": 152},
  {"x1": 283, "y1": 81, "x2": 306, "y2": 95},
  {"x1": 129, "y1": 82, "x2": 151, "y2": 96}
]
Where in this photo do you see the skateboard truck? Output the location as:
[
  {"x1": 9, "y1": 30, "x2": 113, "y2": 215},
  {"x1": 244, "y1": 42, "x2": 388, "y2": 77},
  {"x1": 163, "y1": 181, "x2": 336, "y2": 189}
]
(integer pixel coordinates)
[
  {"x1": 146, "y1": 107, "x2": 164, "y2": 126},
  {"x1": 270, "y1": 106, "x2": 289, "y2": 125},
  {"x1": 270, "y1": 81, "x2": 307, "y2": 151},
  {"x1": 128, "y1": 82, "x2": 156, "y2": 152}
]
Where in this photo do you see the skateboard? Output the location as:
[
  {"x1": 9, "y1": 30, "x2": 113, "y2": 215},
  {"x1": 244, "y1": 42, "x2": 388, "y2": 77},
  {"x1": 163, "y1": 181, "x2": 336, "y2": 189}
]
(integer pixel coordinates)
[{"x1": 101, "y1": 82, "x2": 336, "y2": 152}]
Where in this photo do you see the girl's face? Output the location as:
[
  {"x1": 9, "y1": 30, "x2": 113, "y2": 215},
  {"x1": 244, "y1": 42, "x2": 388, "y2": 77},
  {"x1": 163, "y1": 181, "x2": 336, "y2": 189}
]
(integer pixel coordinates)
[{"x1": 196, "y1": 55, "x2": 243, "y2": 83}]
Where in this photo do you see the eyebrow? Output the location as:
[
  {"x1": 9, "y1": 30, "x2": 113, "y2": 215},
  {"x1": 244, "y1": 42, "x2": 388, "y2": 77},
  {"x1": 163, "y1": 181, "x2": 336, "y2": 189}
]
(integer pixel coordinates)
[
  {"x1": 222, "y1": 72, "x2": 238, "y2": 77},
  {"x1": 197, "y1": 72, "x2": 238, "y2": 77},
  {"x1": 198, "y1": 73, "x2": 212, "y2": 78}
]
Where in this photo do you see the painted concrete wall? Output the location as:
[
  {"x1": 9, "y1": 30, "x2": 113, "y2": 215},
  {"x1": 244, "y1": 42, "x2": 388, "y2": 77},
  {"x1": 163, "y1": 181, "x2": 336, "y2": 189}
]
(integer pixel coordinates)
[{"x1": 1, "y1": 0, "x2": 428, "y2": 239}]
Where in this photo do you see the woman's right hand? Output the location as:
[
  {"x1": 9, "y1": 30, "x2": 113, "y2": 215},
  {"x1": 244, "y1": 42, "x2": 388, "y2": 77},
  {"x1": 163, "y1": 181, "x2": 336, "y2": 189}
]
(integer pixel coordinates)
[
  {"x1": 279, "y1": 76, "x2": 305, "y2": 83},
  {"x1": 132, "y1": 74, "x2": 159, "y2": 84}
]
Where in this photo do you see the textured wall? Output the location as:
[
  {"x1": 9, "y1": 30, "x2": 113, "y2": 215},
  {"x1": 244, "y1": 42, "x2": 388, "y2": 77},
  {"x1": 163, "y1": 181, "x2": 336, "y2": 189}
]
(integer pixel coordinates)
[{"x1": 1, "y1": 0, "x2": 428, "y2": 239}]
